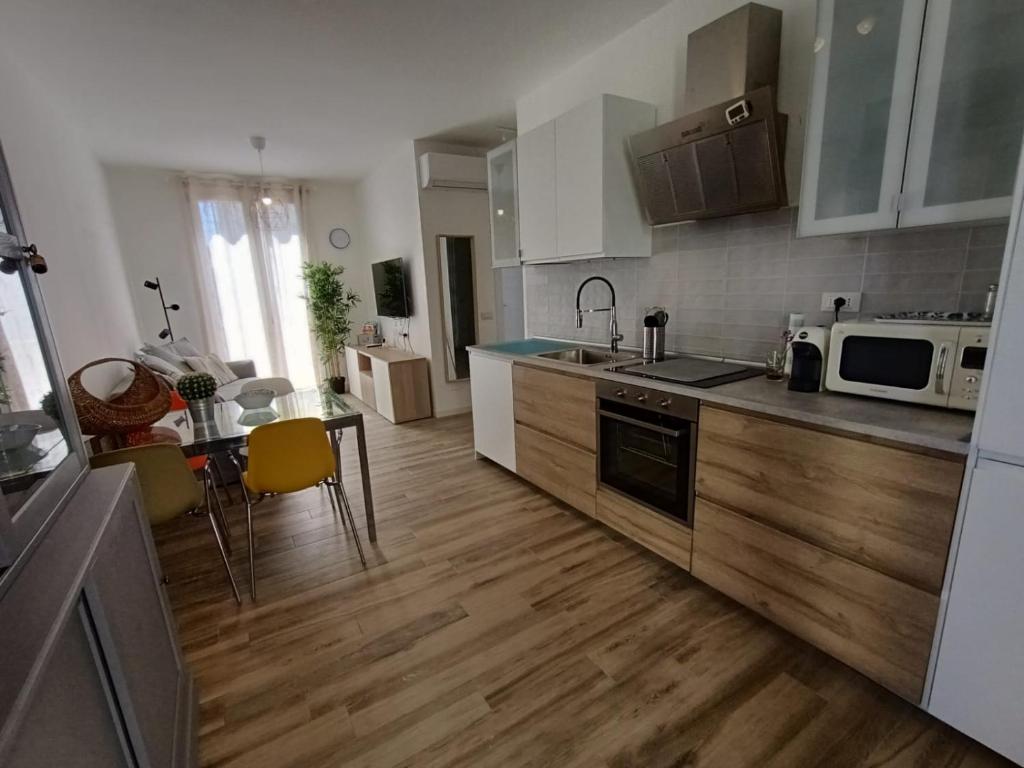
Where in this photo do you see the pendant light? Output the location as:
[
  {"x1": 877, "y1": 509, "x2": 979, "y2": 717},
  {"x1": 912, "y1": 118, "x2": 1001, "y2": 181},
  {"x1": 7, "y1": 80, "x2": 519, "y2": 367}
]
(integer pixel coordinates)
[{"x1": 249, "y1": 135, "x2": 290, "y2": 232}]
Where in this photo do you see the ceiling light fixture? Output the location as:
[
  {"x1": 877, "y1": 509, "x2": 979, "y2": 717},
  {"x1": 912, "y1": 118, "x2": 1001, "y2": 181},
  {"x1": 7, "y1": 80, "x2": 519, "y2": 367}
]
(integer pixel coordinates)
[{"x1": 249, "y1": 135, "x2": 290, "y2": 232}]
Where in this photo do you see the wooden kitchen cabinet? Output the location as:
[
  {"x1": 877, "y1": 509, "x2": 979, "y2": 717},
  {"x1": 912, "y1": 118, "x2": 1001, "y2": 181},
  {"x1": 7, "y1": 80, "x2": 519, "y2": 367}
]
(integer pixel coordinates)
[
  {"x1": 596, "y1": 487, "x2": 692, "y2": 571},
  {"x1": 515, "y1": 422, "x2": 596, "y2": 516},
  {"x1": 511, "y1": 363, "x2": 597, "y2": 515},
  {"x1": 512, "y1": 363, "x2": 596, "y2": 451},
  {"x1": 691, "y1": 498, "x2": 940, "y2": 702},
  {"x1": 696, "y1": 406, "x2": 962, "y2": 593}
]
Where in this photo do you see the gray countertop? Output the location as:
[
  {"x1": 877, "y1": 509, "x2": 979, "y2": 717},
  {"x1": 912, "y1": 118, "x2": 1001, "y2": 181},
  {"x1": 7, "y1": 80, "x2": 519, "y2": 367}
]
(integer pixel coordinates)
[{"x1": 470, "y1": 341, "x2": 975, "y2": 456}]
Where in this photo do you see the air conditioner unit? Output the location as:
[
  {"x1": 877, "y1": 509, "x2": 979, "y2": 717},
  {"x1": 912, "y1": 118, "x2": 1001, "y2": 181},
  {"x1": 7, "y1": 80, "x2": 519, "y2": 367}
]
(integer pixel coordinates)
[{"x1": 418, "y1": 152, "x2": 487, "y2": 191}]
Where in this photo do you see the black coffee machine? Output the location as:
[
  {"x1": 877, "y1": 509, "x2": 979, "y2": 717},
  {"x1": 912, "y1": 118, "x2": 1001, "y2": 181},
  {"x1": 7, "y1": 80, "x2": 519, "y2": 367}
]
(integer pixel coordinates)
[{"x1": 788, "y1": 327, "x2": 829, "y2": 392}]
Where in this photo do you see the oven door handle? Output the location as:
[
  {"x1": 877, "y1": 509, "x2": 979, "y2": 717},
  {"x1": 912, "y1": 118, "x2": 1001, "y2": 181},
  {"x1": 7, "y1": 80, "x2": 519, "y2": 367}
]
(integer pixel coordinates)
[{"x1": 598, "y1": 409, "x2": 684, "y2": 438}]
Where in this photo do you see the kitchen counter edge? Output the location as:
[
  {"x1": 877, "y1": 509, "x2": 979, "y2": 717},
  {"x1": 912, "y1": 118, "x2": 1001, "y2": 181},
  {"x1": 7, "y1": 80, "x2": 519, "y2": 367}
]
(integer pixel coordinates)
[{"x1": 469, "y1": 345, "x2": 973, "y2": 458}]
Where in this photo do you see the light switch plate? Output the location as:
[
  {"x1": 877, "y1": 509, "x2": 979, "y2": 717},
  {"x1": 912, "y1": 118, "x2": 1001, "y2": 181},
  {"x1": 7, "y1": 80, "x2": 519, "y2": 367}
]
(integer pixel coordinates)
[{"x1": 820, "y1": 292, "x2": 861, "y2": 312}]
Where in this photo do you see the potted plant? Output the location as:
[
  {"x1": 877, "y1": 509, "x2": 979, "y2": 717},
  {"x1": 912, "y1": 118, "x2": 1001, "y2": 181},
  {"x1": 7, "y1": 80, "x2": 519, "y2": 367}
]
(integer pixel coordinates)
[
  {"x1": 176, "y1": 372, "x2": 218, "y2": 423},
  {"x1": 301, "y1": 260, "x2": 360, "y2": 394}
]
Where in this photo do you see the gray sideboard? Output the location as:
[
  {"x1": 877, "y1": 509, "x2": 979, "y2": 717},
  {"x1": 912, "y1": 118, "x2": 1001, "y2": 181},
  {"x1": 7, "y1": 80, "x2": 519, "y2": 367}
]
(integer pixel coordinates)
[{"x1": 0, "y1": 464, "x2": 197, "y2": 767}]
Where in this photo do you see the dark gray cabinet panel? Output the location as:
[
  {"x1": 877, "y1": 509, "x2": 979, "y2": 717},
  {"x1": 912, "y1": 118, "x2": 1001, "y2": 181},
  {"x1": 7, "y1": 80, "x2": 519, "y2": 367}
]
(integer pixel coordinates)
[
  {"x1": 5, "y1": 605, "x2": 133, "y2": 768},
  {"x1": 86, "y1": 489, "x2": 183, "y2": 768},
  {"x1": 0, "y1": 466, "x2": 196, "y2": 768}
]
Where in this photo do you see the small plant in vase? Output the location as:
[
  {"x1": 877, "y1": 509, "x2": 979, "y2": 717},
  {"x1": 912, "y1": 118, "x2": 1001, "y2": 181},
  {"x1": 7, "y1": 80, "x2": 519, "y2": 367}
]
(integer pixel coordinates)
[
  {"x1": 176, "y1": 372, "x2": 218, "y2": 423},
  {"x1": 301, "y1": 260, "x2": 360, "y2": 394}
]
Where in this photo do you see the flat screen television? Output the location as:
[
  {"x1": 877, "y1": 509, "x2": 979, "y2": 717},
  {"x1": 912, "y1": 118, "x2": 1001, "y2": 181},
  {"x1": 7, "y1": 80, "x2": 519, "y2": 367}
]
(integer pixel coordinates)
[{"x1": 371, "y1": 258, "x2": 411, "y2": 318}]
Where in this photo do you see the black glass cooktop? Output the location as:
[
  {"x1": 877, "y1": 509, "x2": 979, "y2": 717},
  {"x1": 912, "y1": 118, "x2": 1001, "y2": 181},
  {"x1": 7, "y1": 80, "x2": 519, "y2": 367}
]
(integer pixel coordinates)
[{"x1": 615, "y1": 357, "x2": 762, "y2": 388}]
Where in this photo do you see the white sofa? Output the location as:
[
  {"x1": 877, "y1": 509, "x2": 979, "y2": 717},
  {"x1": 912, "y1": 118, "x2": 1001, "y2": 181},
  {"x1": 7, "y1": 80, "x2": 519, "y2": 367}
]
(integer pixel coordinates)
[{"x1": 134, "y1": 339, "x2": 263, "y2": 401}]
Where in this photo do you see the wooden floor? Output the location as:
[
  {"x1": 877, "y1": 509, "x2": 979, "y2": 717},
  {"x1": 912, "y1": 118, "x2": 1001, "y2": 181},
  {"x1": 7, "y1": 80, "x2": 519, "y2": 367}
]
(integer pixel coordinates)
[{"x1": 154, "y1": 403, "x2": 1012, "y2": 768}]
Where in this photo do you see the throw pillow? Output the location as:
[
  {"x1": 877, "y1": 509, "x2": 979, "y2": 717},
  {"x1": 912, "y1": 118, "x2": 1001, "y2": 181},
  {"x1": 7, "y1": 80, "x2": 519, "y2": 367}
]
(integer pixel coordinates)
[
  {"x1": 141, "y1": 342, "x2": 189, "y2": 372},
  {"x1": 169, "y1": 337, "x2": 202, "y2": 358},
  {"x1": 136, "y1": 353, "x2": 184, "y2": 383},
  {"x1": 184, "y1": 354, "x2": 237, "y2": 386},
  {"x1": 205, "y1": 353, "x2": 239, "y2": 385}
]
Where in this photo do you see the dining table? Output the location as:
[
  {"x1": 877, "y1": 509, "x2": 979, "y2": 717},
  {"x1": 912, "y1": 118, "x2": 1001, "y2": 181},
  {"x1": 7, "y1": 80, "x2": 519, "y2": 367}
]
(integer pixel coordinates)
[{"x1": 151, "y1": 388, "x2": 377, "y2": 541}]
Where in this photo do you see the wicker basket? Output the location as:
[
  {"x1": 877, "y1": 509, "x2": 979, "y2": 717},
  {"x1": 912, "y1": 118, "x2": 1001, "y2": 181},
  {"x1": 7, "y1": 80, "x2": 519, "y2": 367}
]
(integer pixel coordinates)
[{"x1": 69, "y1": 357, "x2": 171, "y2": 435}]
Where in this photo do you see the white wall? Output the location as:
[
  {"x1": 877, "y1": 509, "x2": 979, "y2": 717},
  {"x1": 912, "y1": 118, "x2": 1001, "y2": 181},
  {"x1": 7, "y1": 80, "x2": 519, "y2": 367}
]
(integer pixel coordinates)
[
  {"x1": 515, "y1": 0, "x2": 816, "y2": 202},
  {"x1": 303, "y1": 180, "x2": 374, "y2": 324},
  {"x1": 0, "y1": 51, "x2": 140, "y2": 395},
  {"x1": 414, "y1": 140, "x2": 497, "y2": 417},
  {"x1": 104, "y1": 166, "x2": 202, "y2": 345},
  {"x1": 105, "y1": 167, "x2": 370, "y2": 353},
  {"x1": 355, "y1": 143, "x2": 431, "y2": 358}
]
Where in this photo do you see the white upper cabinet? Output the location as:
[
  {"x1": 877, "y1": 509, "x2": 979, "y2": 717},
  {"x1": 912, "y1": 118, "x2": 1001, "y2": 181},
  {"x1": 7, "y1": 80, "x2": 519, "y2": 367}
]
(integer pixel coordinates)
[
  {"x1": 799, "y1": 0, "x2": 1024, "y2": 237},
  {"x1": 798, "y1": 0, "x2": 925, "y2": 236},
  {"x1": 486, "y1": 141, "x2": 520, "y2": 268},
  {"x1": 517, "y1": 120, "x2": 557, "y2": 263},
  {"x1": 518, "y1": 94, "x2": 655, "y2": 263},
  {"x1": 901, "y1": 0, "x2": 1024, "y2": 227}
]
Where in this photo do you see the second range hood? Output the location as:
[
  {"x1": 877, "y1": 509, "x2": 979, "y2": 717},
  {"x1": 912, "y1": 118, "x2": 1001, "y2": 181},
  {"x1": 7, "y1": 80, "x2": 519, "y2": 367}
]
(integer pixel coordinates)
[{"x1": 630, "y1": 4, "x2": 788, "y2": 225}]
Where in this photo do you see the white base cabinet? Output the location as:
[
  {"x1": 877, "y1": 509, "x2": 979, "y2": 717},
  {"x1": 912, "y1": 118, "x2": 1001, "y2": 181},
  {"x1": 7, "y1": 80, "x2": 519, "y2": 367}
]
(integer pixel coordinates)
[{"x1": 468, "y1": 352, "x2": 516, "y2": 472}]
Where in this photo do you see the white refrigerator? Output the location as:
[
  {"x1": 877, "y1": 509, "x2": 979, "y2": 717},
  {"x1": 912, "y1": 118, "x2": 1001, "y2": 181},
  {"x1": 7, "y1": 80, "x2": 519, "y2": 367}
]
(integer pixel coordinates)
[{"x1": 927, "y1": 140, "x2": 1024, "y2": 765}]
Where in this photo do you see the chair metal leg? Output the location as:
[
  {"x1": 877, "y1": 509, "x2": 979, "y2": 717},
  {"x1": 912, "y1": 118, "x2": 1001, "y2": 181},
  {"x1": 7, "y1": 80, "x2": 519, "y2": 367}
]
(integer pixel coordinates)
[
  {"x1": 203, "y1": 481, "x2": 240, "y2": 604},
  {"x1": 211, "y1": 454, "x2": 234, "y2": 505},
  {"x1": 326, "y1": 481, "x2": 338, "y2": 515},
  {"x1": 331, "y1": 477, "x2": 366, "y2": 567},
  {"x1": 245, "y1": 497, "x2": 256, "y2": 601},
  {"x1": 230, "y1": 453, "x2": 258, "y2": 601},
  {"x1": 206, "y1": 510, "x2": 241, "y2": 605},
  {"x1": 205, "y1": 464, "x2": 232, "y2": 554}
]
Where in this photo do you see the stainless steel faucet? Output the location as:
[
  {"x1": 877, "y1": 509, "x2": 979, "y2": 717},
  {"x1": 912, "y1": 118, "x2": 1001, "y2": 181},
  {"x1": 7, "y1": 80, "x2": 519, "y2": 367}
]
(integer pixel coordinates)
[{"x1": 575, "y1": 276, "x2": 623, "y2": 353}]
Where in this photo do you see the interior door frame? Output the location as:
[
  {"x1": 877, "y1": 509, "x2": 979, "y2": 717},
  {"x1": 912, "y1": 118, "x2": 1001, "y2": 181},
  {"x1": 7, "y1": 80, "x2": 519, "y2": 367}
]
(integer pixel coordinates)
[{"x1": 435, "y1": 234, "x2": 478, "y2": 383}]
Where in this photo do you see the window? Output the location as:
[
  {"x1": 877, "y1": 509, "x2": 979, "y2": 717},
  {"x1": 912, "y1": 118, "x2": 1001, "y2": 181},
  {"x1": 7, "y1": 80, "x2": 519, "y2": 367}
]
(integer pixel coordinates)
[{"x1": 185, "y1": 180, "x2": 316, "y2": 390}]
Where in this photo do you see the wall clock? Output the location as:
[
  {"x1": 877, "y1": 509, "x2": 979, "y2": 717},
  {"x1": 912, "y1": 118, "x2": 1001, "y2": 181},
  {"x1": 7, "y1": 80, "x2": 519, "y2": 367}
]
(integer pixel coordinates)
[{"x1": 328, "y1": 227, "x2": 351, "y2": 250}]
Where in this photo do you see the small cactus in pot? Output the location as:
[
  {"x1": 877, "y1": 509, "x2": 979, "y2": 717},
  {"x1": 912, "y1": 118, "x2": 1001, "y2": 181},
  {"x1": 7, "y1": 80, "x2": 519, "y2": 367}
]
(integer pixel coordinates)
[
  {"x1": 176, "y1": 372, "x2": 217, "y2": 401},
  {"x1": 176, "y1": 372, "x2": 218, "y2": 423}
]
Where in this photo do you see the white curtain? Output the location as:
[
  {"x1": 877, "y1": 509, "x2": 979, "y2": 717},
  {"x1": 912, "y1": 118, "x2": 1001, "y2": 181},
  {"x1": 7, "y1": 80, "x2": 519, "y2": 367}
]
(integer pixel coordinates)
[{"x1": 183, "y1": 177, "x2": 317, "y2": 390}]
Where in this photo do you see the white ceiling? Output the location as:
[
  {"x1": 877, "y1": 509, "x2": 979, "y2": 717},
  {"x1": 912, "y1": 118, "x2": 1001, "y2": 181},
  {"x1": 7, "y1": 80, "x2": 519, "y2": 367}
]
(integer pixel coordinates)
[{"x1": 0, "y1": 0, "x2": 672, "y2": 180}]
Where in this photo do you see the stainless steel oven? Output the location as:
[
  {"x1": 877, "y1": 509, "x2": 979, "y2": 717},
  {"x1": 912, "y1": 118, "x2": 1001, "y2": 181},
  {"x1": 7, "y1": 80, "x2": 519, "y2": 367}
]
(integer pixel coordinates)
[{"x1": 596, "y1": 380, "x2": 699, "y2": 526}]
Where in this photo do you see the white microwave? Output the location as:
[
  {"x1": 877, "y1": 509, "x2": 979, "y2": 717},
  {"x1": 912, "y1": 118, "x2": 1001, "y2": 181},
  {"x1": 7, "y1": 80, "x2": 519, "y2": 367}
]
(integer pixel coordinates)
[{"x1": 826, "y1": 322, "x2": 989, "y2": 411}]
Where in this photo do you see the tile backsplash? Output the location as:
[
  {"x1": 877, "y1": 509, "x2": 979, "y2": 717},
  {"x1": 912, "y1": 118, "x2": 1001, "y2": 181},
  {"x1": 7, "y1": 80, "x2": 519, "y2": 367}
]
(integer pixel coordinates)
[{"x1": 524, "y1": 208, "x2": 1007, "y2": 363}]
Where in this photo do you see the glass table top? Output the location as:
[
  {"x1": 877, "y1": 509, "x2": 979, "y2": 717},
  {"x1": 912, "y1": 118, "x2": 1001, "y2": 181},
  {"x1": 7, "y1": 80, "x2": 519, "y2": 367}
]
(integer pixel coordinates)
[{"x1": 152, "y1": 389, "x2": 360, "y2": 455}]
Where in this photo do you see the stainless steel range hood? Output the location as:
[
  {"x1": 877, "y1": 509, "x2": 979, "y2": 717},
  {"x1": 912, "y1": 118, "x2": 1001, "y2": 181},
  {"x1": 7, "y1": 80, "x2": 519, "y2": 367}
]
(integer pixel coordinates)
[{"x1": 629, "y1": 3, "x2": 788, "y2": 225}]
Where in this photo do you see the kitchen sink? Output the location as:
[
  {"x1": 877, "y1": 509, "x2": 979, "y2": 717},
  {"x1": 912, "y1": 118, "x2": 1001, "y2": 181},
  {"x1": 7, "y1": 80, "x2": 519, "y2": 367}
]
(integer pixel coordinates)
[{"x1": 533, "y1": 347, "x2": 640, "y2": 365}]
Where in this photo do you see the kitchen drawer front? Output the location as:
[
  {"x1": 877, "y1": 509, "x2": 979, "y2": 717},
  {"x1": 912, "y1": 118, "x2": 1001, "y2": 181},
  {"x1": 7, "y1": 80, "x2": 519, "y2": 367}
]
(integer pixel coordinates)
[
  {"x1": 515, "y1": 423, "x2": 595, "y2": 516},
  {"x1": 696, "y1": 406, "x2": 961, "y2": 593},
  {"x1": 513, "y1": 364, "x2": 596, "y2": 451},
  {"x1": 596, "y1": 487, "x2": 692, "y2": 571},
  {"x1": 691, "y1": 498, "x2": 938, "y2": 702}
]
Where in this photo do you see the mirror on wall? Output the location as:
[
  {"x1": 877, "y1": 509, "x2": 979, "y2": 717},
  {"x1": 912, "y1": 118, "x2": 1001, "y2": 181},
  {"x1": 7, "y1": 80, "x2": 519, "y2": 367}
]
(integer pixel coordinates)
[{"x1": 436, "y1": 235, "x2": 477, "y2": 381}]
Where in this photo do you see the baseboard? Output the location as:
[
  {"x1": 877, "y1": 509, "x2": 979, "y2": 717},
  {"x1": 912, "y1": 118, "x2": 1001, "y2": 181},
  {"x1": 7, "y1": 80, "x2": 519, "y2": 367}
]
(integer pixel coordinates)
[{"x1": 434, "y1": 405, "x2": 472, "y2": 419}]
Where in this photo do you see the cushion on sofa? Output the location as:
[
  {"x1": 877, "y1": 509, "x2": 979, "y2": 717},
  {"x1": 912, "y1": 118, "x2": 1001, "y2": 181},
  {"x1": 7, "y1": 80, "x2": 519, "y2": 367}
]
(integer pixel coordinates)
[{"x1": 136, "y1": 353, "x2": 185, "y2": 382}]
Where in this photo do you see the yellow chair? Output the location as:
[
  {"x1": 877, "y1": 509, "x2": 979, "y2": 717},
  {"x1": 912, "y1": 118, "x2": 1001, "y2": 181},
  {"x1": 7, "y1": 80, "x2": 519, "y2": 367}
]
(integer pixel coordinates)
[
  {"x1": 231, "y1": 418, "x2": 366, "y2": 599},
  {"x1": 90, "y1": 444, "x2": 240, "y2": 604}
]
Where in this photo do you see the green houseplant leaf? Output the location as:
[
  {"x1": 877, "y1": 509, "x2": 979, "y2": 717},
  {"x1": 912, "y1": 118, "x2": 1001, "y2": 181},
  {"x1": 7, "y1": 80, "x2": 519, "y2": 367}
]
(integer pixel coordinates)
[{"x1": 301, "y1": 261, "x2": 361, "y2": 381}]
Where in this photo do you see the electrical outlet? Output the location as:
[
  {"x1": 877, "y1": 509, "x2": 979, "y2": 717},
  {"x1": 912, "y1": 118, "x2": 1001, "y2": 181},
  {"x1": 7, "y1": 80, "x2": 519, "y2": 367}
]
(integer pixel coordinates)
[{"x1": 820, "y1": 292, "x2": 861, "y2": 312}]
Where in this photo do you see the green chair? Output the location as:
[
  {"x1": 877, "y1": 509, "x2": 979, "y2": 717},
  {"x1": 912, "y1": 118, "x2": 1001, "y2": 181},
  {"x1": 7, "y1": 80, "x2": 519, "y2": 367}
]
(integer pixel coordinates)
[{"x1": 91, "y1": 444, "x2": 241, "y2": 604}]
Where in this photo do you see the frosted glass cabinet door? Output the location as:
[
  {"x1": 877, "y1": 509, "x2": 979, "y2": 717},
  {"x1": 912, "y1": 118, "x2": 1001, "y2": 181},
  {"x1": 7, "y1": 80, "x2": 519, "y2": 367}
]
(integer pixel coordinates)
[
  {"x1": 900, "y1": 0, "x2": 1024, "y2": 227},
  {"x1": 487, "y1": 141, "x2": 520, "y2": 268},
  {"x1": 798, "y1": 0, "x2": 925, "y2": 237}
]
